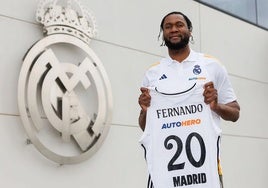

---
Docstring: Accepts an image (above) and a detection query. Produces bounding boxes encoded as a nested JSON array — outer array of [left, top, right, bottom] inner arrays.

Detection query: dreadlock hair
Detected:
[[158, 11, 193, 46]]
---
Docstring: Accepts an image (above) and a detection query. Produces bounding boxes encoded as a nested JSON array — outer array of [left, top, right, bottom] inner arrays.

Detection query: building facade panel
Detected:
[[199, 5, 268, 83], [221, 136, 268, 188]]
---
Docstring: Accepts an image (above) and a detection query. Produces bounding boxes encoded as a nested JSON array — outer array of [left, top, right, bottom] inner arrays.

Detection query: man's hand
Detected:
[[203, 81, 218, 111], [138, 87, 151, 112], [138, 87, 151, 131], [203, 81, 240, 122]]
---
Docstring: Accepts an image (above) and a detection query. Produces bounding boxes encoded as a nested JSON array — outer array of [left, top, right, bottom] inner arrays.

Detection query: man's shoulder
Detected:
[[146, 57, 169, 70], [199, 53, 222, 65], [148, 62, 161, 69], [192, 52, 226, 77]]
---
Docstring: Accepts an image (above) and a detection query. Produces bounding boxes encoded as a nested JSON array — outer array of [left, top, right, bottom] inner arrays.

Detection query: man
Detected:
[[138, 12, 240, 188]]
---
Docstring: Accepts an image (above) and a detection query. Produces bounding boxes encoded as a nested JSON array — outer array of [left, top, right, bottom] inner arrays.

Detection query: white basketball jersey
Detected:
[[140, 85, 222, 188]]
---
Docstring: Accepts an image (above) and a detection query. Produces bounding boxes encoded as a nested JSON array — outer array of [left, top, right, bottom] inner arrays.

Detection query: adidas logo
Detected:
[[159, 74, 167, 80]]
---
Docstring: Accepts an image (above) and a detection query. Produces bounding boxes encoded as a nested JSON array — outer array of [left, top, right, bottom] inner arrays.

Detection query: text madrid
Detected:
[[173, 173, 207, 187]]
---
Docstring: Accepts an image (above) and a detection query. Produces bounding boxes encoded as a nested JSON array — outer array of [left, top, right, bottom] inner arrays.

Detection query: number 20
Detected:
[[164, 132, 206, 171]]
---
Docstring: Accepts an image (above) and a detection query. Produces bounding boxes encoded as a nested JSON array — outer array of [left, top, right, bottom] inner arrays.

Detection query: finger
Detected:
[[139, 92, 151, 105], [204, 91, 217, 100], [140, 104, 148, 111], [140, 87, 149, 93], [139, 98, 151, 111], [204, 81, 214, 89], [204, 93, 218, 104]]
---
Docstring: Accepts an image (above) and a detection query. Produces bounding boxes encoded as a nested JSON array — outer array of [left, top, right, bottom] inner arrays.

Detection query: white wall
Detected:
[[0, 0, 267, 187], [198, 5, 268, 187]]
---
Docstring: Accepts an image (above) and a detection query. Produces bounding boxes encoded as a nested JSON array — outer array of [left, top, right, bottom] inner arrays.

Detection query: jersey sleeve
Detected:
[[214, 63, 237, 104], [141, 62, 161, 88], [203, 55, 237, 105]]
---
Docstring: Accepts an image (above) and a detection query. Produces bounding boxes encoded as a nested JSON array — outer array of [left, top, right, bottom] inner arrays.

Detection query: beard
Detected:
[[164, 35, 190, 50]]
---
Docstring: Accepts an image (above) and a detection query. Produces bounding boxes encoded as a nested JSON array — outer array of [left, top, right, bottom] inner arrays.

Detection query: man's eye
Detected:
[[177, 23, 184, 27], [165, 25, 171, 29]]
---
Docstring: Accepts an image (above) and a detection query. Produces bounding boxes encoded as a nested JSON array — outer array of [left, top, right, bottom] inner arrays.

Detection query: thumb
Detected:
[[140, 87, 149, 93]]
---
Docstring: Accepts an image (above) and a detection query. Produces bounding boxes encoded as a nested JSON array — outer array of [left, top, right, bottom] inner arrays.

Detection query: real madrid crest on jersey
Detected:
[[18, 0, 113, 164], [193, 65, 202, 75]]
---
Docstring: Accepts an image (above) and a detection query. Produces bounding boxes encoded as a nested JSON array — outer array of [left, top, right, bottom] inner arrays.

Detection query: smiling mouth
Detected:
[[171, 37, 179, 40], [170, 35, 182, 41]]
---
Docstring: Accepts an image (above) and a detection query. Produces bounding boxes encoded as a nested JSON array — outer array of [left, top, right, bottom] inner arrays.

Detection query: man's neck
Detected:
[[168, 46, 191, 63]]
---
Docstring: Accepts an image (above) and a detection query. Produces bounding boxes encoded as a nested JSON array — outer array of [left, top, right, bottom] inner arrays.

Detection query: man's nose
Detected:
[[171, 25, 179, 32]]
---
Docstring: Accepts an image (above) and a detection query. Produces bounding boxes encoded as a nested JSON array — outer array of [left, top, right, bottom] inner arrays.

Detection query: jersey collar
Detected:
[[162, 49, 198, 66]]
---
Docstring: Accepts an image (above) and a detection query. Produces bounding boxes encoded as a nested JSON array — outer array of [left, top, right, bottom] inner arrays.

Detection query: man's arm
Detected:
[[212, 101, 240, 122], [138, 87, 151, 131], [139, 110, 147, 131], [203, 82, 240, 122]]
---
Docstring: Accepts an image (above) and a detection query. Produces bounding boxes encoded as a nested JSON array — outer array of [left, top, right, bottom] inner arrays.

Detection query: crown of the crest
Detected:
[[36, 0, 97, 44]]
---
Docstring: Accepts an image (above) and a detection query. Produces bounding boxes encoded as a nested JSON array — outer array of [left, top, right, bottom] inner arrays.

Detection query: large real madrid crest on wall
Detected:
[[18, 0, 113, 164]]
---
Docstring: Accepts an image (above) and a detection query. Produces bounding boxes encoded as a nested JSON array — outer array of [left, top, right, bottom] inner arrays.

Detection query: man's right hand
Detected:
[[138, 87, 151, 130], [138, 87, 151, 112]]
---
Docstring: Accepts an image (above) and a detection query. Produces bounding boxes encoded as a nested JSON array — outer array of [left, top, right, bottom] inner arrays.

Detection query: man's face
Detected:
[[162, 14, 191, 50]]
